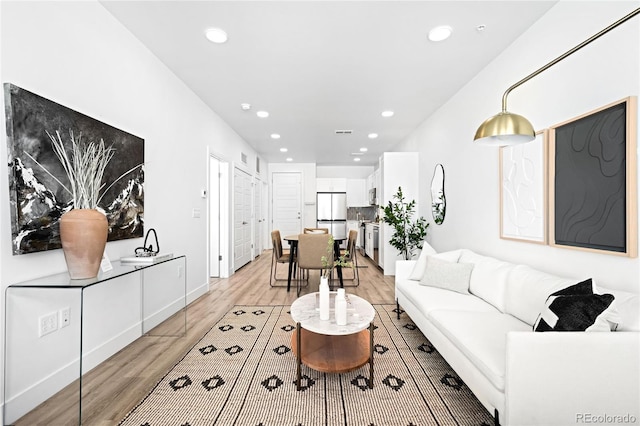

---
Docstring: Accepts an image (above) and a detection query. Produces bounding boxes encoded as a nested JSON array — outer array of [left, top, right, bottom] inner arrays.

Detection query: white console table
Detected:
[[3, 255, 187, 425]]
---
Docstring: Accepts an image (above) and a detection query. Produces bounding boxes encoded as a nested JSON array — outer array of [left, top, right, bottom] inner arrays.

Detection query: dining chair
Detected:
[[339, 229, 360, 287], [296, 233, 333, 296], [303, 227, 329, 234], [269, 230, 289, 286]]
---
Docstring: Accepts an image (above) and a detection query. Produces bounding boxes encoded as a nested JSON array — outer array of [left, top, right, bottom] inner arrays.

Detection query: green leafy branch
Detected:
[[382, 186, 429, 260]]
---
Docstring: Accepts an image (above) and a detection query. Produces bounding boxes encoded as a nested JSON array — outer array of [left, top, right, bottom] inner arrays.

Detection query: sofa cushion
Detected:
[[598, 286, 640, 331], [409, 249, 462, 281], [429, 310, 530, 391], [459, 249, 514, 312], [396, 279, 499, 319], [419, 257, 473, 294], [504, 264, 578, 326], [533, 279, 618, 332]]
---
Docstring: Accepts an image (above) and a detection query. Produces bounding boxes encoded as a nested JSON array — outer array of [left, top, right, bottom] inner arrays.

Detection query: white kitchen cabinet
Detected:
[[346, 179, 367, 207], [365, 223, 374, 259], [316, 178, 347, 192]]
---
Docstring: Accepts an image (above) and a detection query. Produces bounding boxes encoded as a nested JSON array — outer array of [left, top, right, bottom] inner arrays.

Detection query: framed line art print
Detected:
[[549, 97, 637, 257], [499, 130, 547, 244]]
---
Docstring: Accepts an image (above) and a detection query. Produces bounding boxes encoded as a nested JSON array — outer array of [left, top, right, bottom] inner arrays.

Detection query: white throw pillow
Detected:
[[408, 242, 437, 280], [408, 246, 462, 281], [597, 285, 639, 331], [419, 256, 474, 294]]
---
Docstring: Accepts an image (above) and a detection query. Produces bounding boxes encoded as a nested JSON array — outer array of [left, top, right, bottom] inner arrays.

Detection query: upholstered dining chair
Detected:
[[296, 233, 333, 296], [339, 229, 360, 287], [270, 230, 293, 287], [303, 227, 329, 234]]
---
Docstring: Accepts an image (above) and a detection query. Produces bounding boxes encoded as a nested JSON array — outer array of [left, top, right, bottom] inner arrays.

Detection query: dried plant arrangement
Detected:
[[25, 129, 138, 210]]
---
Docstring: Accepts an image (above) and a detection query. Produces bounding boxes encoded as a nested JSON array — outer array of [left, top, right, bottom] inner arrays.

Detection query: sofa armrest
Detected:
[[505, 331, 640, 426], [395, 260, 417, 284]]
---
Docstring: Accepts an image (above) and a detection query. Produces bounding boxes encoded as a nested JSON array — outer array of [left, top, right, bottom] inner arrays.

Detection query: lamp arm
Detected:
[[501, 7, 640, 112]]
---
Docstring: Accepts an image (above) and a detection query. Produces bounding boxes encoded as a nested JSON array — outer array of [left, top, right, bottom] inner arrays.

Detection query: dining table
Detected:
[[283, 234, 346, 292]]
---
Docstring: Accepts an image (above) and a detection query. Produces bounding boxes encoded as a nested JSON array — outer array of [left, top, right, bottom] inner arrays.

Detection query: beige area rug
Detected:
[[119, 305, 494, 426]]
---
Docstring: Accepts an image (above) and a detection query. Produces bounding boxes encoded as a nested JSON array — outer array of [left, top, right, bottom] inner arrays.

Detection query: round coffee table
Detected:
[[290, 292, 376, 390]]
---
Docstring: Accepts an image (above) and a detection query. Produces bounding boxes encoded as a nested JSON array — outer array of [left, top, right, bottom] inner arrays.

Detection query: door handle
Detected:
[[242, 221, 248, 225]]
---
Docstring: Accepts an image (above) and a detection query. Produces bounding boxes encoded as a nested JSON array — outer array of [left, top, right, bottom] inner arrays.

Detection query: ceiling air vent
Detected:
[[334, 130, 353, 135], [241, 152, 248, 164]]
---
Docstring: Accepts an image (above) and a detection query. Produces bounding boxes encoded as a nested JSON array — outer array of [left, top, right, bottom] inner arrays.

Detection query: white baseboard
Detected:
[[187, 281, 209, 304], [3, 322, 140, 424], [3, 286, 207, 424]]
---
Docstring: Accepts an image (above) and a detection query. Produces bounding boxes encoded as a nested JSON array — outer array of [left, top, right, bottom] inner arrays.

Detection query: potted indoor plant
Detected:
[[382, 186, 429, 260], [31, 129, 115, 279]]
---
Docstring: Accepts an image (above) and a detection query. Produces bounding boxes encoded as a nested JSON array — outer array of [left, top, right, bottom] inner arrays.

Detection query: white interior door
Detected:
[[253, 177, 263, 258], [209, 157, 220, 277], [272, 172, 302, 245], [234, 167, 252, 271]]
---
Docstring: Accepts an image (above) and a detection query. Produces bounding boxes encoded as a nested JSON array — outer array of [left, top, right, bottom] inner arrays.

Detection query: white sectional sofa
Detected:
[[395, 248, 640, 426]]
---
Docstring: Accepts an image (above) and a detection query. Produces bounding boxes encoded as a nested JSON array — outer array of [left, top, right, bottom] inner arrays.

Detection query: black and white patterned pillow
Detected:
[[533, 279, 618, 332]]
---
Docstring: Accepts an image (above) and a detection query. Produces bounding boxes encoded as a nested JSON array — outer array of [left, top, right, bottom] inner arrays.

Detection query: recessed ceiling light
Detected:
[[428, 25, 453, 42], [354, 158, 361, 162], [256, 111, 269, 118], [368, 133, 378, 139], [280, 147, 288, 152], [240, 103, 251, 111], [381, 110, 394, 118], [286, 157, 293, 162], [270, 133, 281, 139], [360, 147, 368, 152], [205, 28, 228, 44]]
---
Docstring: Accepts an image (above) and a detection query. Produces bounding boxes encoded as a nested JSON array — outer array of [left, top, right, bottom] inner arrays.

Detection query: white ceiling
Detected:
[[101, 1, 557, 166]]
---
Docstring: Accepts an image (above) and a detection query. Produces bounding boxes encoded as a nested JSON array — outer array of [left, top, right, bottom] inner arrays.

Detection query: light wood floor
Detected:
[[14, 250, 395, 425]]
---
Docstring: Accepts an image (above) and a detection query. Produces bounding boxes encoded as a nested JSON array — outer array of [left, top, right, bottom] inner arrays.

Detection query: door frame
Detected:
[[232, 165, 253, 271], [207, 151, 231, 278]]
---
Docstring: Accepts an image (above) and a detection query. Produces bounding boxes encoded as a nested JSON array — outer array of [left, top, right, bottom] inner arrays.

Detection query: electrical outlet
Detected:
[[39, 312, 58, 337], [60, 307, 70, 328]]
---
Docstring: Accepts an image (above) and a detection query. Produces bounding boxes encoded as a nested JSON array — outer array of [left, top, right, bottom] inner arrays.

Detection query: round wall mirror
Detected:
[[431, 164, 446, 225]]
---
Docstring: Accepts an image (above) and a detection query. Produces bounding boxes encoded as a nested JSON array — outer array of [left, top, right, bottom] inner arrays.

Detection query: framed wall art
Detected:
[[4, 83, 145, 255], [500, 130, 547, 243], [549, 97, 637, 257]]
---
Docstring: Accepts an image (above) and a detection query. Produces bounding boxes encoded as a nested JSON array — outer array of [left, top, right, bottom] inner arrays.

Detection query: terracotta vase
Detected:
[[59, 209, 108, 279]]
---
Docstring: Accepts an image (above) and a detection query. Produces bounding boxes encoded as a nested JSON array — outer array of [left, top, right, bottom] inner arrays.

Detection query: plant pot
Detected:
[[59, 209, 108, 279]]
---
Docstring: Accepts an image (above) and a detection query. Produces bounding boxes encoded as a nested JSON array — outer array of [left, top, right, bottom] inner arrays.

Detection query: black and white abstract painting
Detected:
[[4, 83, 144, 255], [551, 98, 635, 255]]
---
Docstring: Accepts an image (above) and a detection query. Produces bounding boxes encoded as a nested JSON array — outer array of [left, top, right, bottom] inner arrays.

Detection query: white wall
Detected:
[[394, 1, 640, 292], [0, 1, 263, 421]]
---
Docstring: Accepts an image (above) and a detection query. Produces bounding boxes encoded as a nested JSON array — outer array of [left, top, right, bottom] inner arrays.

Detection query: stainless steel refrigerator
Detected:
[[317, 192, 347, 243]]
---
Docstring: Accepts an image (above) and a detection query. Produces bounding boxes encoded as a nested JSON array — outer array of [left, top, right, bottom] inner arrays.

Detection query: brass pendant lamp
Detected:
[[474, 7, 640, 146]]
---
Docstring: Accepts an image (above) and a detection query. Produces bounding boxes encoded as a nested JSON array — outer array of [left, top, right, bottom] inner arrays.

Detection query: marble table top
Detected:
[[290, 292, 375, 335]]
